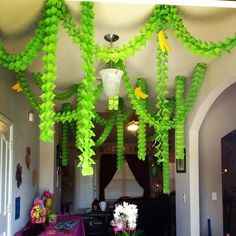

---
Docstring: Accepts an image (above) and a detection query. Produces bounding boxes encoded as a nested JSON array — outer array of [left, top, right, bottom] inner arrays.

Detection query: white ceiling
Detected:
[[1, 1, 236, 111]]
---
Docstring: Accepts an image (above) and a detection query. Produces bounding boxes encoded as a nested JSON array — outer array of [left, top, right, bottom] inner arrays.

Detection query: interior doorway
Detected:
[[0, 114, 13, 236], [221, 130, 236, 235]]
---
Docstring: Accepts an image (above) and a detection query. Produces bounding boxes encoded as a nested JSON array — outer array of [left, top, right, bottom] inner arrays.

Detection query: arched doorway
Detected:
[[198, 83, 236, 235], [175, 48, 236, 236]]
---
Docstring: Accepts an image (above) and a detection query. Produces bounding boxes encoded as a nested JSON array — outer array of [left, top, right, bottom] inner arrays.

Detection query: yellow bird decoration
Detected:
[[135, 87, 149, 99], [12, 82, 23, 92], [158, 30, 171, 53]]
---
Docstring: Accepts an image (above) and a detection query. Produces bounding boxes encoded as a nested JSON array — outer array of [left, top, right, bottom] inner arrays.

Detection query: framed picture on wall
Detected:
[[176, 148, 186, 173]]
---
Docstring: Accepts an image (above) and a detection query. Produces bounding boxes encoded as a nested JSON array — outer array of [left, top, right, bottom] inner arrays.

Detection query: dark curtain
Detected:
[[125, 155, 150, 197], [99, 154, 117, 200]]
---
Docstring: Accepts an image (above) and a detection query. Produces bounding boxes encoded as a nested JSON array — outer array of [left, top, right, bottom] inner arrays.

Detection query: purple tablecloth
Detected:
[[15, 215, 85, 236]]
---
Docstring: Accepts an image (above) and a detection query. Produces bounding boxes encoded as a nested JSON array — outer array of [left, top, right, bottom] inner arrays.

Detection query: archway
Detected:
[[199, 83, 236, 235], [176, 50, 236, 236]]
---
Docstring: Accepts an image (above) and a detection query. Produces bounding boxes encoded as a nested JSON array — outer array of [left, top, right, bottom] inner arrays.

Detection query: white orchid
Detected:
[[112, 202, 138, 230]]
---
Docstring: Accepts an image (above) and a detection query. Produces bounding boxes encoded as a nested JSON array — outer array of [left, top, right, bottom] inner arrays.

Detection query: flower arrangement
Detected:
[[111, 202, 138, 235]]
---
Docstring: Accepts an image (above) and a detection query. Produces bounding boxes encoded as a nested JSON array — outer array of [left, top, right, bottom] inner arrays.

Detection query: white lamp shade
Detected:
[[127, 120, 139, 132], [99, 68, 123, 97]]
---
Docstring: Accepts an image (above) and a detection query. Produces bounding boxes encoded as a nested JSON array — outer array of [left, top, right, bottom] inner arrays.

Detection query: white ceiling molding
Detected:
[[66, 0, 236, 8]]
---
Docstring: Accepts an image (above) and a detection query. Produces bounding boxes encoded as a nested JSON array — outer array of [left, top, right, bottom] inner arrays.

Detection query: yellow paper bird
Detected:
[[135, 87, 149, 99], [158, 31, 171, 53], [12, 82, 23, 92]]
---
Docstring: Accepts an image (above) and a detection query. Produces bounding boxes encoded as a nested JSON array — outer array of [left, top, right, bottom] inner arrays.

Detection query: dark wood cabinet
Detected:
[[80, 212, 113, 236]]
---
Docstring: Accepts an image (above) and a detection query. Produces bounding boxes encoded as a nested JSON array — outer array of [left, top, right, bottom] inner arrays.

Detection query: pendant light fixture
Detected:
[[99, 34, 123, 99], [127, 120, 139, 132], [127, 113, 139, 133]]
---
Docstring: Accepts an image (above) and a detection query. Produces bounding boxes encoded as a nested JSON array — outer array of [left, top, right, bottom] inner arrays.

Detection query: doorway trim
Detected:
[[0, 113, 13, 236], [186, 76, 236, 236]]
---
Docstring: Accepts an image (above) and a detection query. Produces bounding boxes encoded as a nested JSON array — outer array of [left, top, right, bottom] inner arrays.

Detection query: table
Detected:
[[15, 215, 85, 236]]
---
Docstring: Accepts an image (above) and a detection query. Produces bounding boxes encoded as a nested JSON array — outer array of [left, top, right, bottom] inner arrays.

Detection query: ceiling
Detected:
[[1, 1, 236, 112]]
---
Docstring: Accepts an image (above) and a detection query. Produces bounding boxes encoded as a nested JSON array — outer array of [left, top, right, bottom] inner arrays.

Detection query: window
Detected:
[[105, 161, 143, 200]]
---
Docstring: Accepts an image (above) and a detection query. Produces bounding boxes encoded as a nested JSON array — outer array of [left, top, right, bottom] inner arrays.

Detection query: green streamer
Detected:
[[175, 76, 185, 160], [117, 98, 124, 170], [174, 63, 206, 160], [169, 6, 236, 57], [136, 78, 148, 160], [39, 0, 60, 142], [61, 103, 71, 166], [122, 70, 156, 127], [184, 63, 207, 117], [33, 69, 79, 101], [16, 71, 41, 112], [162, 132, 170, 194], [0, 16, 45, 72], [156, 34, 171, 194], [76, 2, 96, 176], [70, 121, 76, 137], [95, 112, 116, 147], [0, 0, 216, 182]]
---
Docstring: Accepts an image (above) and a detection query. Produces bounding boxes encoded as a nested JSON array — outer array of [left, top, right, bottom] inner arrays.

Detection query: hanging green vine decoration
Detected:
[[156, 32, 171, 194], [54, 82, 102, 124], [0, 0, 230, 187], [95, 112, 116, 147], [122, 70, 156, 127], [94, 81, 103, 99], [136, 78, 148, 160], [33, 72, 80, 101], [117, 98, 124, 170], [95, 6, 164, 63], [69, 122, 76, 137], [169, 7, 236, 57], [175, 76, 185, 160], [60, 0, 82, 45], [39, 0, 61, 142], [61, 103, 71, 166], [183, 63, 207, 117], [0, 18, 45, 72], [175, 63, 206, 159], [75, 2, 96, 176], [16, 71, 41, 112]]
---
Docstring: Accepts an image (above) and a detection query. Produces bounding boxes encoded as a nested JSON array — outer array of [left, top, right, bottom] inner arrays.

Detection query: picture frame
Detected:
[[176, 148, 186, 173]]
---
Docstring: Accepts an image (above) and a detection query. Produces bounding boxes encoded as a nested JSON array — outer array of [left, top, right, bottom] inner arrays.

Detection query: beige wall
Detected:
[[0, 66, 40, 234]]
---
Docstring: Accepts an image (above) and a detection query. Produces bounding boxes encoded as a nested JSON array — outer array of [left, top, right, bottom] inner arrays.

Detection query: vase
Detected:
[[99, 201, 107, 212]]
